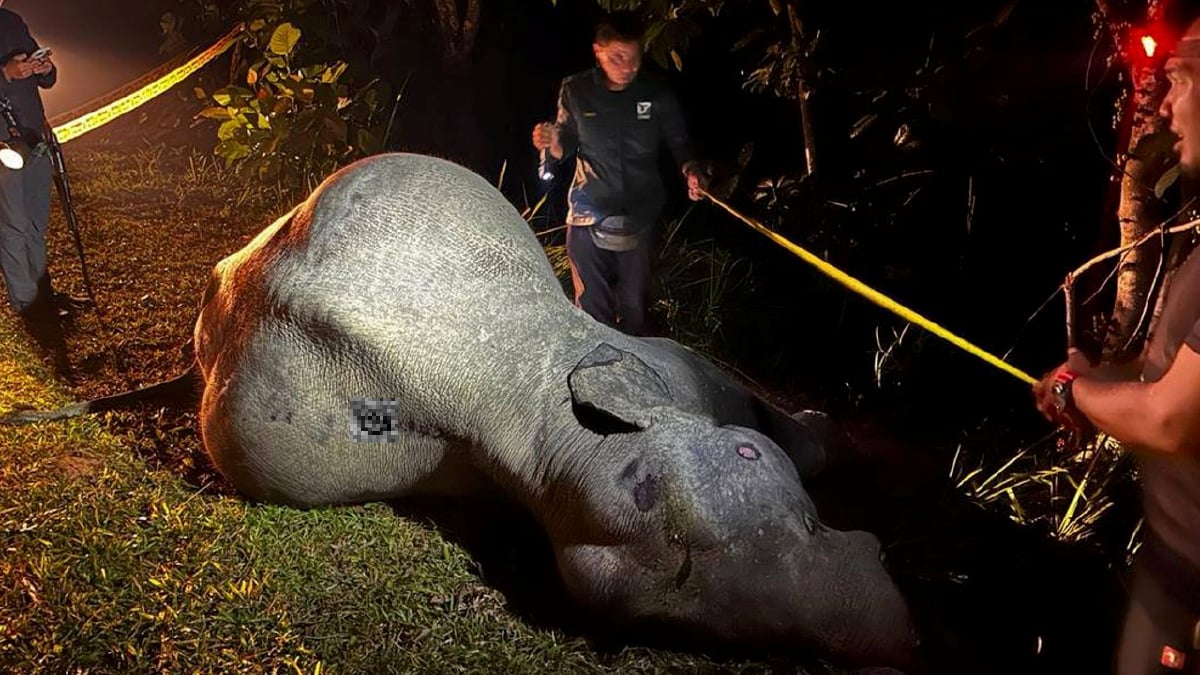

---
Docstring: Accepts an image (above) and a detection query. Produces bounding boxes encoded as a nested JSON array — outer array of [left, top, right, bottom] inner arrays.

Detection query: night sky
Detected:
[[6, 0, 165, 117]]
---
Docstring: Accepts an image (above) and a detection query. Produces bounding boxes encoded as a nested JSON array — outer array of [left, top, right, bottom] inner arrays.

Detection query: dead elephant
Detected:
[[3, 152, 921, 670]]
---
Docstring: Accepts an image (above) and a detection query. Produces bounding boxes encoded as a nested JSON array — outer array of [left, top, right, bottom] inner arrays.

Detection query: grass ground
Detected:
[[0, 89, 1134, 674]]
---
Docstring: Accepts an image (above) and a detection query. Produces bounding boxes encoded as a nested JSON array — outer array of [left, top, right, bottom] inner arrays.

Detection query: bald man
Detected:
[[1033, 17, 1200, 675]]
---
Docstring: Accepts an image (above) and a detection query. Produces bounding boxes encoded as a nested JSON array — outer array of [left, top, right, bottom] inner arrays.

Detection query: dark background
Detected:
[[8, 0, 1175, 459]]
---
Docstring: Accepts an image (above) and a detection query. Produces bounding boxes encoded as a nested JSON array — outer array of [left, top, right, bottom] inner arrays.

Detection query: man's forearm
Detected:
[[1073, 377, 1179, 454]]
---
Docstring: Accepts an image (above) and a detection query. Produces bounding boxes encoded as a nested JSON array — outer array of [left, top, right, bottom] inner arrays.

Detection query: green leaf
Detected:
[[196, 106, 233, 121], [269, 23, 302, 56], [643, 21, 666, 48], [1155, 163, 1181, 199], [322, 61, 349, 83], [214, 139, 251, 166], [212, 86, 254, 107], [355, 128, 381, 155], [732, 27, 766, 52], [217, 119, 243, 141]]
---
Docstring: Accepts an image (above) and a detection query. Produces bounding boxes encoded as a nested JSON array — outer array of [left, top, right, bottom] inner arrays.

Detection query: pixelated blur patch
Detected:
[[350, 398, 399, 442]]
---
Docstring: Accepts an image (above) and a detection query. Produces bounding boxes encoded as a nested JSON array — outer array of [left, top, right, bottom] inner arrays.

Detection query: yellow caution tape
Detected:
[[50, 23, 245, 144], [701, 189, 1038, 385]]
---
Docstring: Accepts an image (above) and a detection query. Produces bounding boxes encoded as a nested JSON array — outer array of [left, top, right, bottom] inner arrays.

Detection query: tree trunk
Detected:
[[430, 0, 481, 66], [1102, 4, 1171, 363]]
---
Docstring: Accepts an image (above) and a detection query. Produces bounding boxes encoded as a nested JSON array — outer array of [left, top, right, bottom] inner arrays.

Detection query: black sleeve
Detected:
[[657, 86, 698, 172], [554, 78, 578, 163]]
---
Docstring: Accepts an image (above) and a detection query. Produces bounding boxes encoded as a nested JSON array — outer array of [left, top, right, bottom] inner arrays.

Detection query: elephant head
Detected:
[[540, 342, 922, 670]]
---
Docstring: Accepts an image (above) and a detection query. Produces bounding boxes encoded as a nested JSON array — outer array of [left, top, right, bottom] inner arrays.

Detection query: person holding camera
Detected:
[[532, 10, 708, 336], [0, 1, 58, 319]]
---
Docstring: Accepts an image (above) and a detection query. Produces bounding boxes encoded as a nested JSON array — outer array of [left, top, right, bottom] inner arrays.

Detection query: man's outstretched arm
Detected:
[[1070, 344, 1200, 455]]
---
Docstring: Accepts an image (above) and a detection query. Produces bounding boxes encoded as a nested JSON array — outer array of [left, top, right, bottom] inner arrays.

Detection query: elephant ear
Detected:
[[568, 343, 673, 431]]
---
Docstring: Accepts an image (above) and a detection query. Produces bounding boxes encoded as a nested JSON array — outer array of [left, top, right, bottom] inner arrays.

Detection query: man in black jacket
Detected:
[[0, 1, 58, 318], [532, 10, 707, 336]]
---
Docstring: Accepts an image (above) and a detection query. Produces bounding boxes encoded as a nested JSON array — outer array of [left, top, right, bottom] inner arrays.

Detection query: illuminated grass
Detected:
[[947, 425, 1142, 565]]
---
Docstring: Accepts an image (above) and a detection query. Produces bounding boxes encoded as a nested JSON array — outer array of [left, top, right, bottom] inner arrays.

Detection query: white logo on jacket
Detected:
[[636, 101, 652, 120]]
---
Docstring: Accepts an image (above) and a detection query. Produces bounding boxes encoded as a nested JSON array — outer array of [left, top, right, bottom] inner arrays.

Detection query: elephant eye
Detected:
[[736, 445, 760, 461]]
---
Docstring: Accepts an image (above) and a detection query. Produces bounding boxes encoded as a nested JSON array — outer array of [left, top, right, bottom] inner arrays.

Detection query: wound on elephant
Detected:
[[633, 473, 661, 512], [569, 343, 673, 433]]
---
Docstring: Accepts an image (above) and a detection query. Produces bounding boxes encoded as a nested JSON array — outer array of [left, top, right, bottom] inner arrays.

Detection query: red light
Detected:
[[1126, 23, 1173, 65], [1142, 35, 1158, 58]]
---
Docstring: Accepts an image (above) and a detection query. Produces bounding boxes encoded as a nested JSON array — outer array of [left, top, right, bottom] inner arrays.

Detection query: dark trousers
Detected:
[[566, 224, 654, 336], [0, 152, 53, 313], [1116, 547, 1200, 674]]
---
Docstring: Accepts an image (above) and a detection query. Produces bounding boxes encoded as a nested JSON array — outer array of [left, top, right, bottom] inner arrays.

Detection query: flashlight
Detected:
[[0, 142, 22, 170], [538, 147, 554, 181], [0, 96, 25, 170]]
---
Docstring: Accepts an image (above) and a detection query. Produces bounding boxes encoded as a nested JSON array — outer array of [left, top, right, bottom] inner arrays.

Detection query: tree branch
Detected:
[[1069, 218, 1200, 282]]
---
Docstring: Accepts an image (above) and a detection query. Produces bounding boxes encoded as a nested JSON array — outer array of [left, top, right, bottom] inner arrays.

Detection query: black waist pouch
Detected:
[[589, 215, 643, 252]]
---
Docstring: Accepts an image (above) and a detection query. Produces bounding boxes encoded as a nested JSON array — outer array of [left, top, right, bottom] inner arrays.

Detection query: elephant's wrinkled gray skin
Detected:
[[54, 152, 922, 668]]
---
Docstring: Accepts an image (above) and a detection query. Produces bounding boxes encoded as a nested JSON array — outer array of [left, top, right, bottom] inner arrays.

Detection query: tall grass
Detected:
[[949, 428, 1142, 564]]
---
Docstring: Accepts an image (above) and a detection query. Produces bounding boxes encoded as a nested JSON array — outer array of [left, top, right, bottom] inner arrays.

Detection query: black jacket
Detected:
[[552, 67, 697, 230], [0, 8, 55, 146]]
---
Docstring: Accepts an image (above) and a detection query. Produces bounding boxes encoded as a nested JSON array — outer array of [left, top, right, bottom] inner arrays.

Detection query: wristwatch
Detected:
[[1051, 370, 1078, 414]]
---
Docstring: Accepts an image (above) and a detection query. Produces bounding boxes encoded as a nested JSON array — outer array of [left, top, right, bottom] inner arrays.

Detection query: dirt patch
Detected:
[[51, 454, 104, 481]]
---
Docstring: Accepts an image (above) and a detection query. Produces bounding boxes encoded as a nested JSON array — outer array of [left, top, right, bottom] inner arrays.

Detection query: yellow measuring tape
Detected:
[[701, 189, 1038, 385], [49, 24, 244, 144]]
